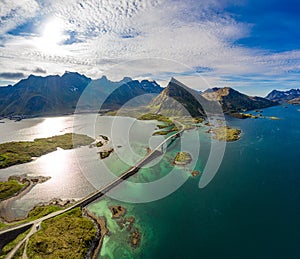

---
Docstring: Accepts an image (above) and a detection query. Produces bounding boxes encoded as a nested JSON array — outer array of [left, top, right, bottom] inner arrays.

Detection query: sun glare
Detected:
[[34, 18, 64, 53]]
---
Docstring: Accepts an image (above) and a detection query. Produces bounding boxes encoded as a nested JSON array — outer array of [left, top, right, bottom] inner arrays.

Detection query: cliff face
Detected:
[[202, 87, 278, 113], [149, 78, 209, 117]]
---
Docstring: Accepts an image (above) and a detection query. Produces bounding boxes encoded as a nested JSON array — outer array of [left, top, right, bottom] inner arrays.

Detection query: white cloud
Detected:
[[0, 0, 299, 95], [0, 0, 39, 34]]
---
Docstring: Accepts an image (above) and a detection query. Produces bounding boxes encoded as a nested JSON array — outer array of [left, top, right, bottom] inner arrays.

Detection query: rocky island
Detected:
[[174, 152, 192, 165], [108, 204, 142, 249], [209, 126, 241, 142], [99, 147, 114, 159], [109, 205, 126, 219]]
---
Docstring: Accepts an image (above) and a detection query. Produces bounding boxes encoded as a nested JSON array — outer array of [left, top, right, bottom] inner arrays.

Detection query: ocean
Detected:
[[0, 105, 299, 258], [89, 105, 300, 258]]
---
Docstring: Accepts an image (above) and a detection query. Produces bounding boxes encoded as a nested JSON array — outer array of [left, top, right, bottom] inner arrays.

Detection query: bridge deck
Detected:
[[0, 128, 184, 244]]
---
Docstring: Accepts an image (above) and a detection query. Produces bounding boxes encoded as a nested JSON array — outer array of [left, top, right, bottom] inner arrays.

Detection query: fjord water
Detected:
[[0, 106, 299, 258], [89, 105, 300, 258], [0, 114, 158, 220]]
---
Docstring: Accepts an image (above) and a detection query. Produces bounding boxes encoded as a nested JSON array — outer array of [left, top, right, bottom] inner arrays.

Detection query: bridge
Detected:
[[1, 126, 184, 257]]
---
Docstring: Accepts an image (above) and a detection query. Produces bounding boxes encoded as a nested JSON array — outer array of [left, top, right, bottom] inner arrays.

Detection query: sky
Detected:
[[0, 0, 299, 96]]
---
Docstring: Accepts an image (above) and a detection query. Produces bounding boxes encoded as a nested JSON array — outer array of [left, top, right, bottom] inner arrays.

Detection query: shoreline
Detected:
[[0, 175, 50, 223], [83, 208, 109, 259]]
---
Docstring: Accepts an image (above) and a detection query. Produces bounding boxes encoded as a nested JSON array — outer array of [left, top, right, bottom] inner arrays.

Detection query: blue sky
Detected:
[[0, 0, 299, 96], [226, 0, 300, 51]]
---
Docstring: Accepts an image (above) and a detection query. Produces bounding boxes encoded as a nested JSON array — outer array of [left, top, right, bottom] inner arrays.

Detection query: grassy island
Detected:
[[138, 113, 173, 125], [138, 113, 180, 135], [27, 208, 97, 258], [0, 133, 94, 169], [0, 179, 27, 201], [210, 126, 241, 142], [174, 152, 192, 165]]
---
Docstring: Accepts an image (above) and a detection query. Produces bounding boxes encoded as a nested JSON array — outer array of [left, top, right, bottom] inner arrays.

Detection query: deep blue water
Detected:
[[89, 105, 300, 258]]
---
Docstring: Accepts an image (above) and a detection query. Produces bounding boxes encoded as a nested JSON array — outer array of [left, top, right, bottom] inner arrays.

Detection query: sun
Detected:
[[34, 18, 64, 53]]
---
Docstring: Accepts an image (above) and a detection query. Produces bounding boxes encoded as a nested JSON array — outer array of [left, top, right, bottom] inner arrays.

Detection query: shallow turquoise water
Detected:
[[89, 105, 300, 258]]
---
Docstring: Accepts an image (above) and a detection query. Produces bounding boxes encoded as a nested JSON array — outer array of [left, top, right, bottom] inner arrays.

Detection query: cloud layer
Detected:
[[0, 0, 299, 95]]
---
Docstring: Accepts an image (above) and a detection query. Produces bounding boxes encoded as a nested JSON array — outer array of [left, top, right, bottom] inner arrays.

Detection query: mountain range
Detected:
[[0, 72, 281, 118], [265, 89, 300, 104], [0, 72, 163, 116], [202, 87, 277, 113]]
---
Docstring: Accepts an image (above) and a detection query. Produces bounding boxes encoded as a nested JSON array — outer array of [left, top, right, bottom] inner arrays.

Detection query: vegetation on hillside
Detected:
[[27, 205, 62, 221], [138, 113, 180, 135], [27, 208, 97, 258], [138, 113, 173, 125], [0, 180, 27, 200], [0, 133, 94, 169]]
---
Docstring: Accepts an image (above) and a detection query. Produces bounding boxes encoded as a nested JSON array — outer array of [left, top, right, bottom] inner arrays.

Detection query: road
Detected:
[[1, 126, 184, 258]]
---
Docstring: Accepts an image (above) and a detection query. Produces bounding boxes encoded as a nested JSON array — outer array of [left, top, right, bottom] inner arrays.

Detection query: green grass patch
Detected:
[[138, 113, 173, 126], [11, 241, 25, 258], [153, 124, 179, 136], [0, 221, 6, 228], [0, 133, 94, 169], [0, 179, 27, 200], [0, 205, 63, 231], [27, 207, 97, 259], [27, 205, 62, 221]]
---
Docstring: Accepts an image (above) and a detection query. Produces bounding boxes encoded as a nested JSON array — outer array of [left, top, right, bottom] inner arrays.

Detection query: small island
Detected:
[[209, 126, 241, 142], [108, 204, 142, 249], [99, 147, 114, 159], [0, 133, 94, 169], [129, 228, 141, 249], [231, 113, 259, 119], [191, 171, 200, 177], [109, 205, 126, 219], [174, 152, 192, 165], [90, 135, 109, 148]]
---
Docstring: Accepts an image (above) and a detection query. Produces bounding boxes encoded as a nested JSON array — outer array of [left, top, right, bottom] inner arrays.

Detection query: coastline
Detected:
[[83, 208, 109, 259], [0, 175, 50, 223]]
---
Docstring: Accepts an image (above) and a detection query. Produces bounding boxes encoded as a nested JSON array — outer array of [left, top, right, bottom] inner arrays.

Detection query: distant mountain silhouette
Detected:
[[101, 79, 162, 109], [0, 72, 163, 116], [202, 87, 278, 113], [0, 72, 280, 118], [266, 89, 300, 103]]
